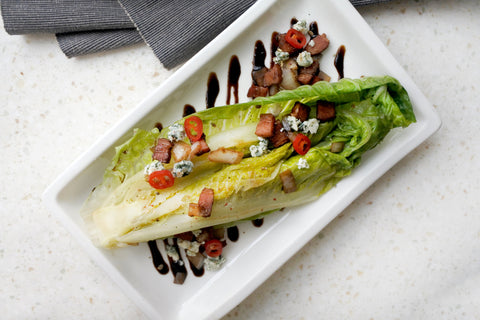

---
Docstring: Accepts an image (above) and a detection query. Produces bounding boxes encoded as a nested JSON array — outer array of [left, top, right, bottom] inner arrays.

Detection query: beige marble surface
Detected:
[[1, 0, 479, 319]]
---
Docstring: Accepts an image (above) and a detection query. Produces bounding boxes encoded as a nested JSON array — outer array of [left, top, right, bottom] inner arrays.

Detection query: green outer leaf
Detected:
[[107, 128, 160, 182]]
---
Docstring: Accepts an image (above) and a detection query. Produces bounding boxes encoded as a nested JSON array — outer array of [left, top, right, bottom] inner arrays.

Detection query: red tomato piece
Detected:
[[148, 170, 175, 189], [184, 116, 204, 142], [285, 28, 306, 49], [204, 239, 223, 258], [293, 133, 311, 155]]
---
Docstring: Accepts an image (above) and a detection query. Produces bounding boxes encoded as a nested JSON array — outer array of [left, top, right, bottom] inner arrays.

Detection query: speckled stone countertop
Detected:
[[1, 0, 479, 319]]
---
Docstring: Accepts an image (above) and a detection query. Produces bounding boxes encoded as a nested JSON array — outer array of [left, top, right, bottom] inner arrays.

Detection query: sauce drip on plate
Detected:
[[148, 240, 169, 275], [334, 45, 346, 80], [206, 72, 219, 109], [183, 104, 196, 117], [227, 226, 239, 242], [227, 55, 241, 105]]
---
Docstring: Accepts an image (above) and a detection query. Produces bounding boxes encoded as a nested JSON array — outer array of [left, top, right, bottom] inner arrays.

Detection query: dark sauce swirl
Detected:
[[183, 104, 196, 117], [227, 55, 241, 105], [206, 72, 219, 109], [252, 218, 264, 227], [334, 45, 346, 80], [309, 21, 319, 36], [252, 40, 267, 71], [148, 240, 169, 274], [227, 226, 240, 242]]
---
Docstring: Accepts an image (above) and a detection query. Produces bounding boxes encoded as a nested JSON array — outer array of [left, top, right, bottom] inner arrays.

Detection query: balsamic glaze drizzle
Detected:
[[309, 21, 319, 36], [252, 218, 264, 228], [252, 40, 267, 71], [183, 104, 196, 117], [148, 240, 169, 274], [227, 55, 241, 105], [154, 122, 163, 132], [334, 45, 346, 80], [270, 32, 279, 68], [188, 259, 205, 277], [227, 226, 239, 242], [206, 72, 219, 109]]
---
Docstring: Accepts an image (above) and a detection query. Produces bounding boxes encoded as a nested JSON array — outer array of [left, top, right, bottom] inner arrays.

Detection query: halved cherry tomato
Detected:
[[204, 239, 223, 258], [285, 28, 306, 49], [184, 116, 204, 142], [293, 133, 311, 155], [148, 170, 174, 189]]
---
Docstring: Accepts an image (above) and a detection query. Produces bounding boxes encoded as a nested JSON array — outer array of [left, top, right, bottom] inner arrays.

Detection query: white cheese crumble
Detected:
[[192, 229, 202, 237], [296, 51, 313, 67], [167, 123, 185, 142], [309, 39, 315, 47], [292, 19, 308, 35], [297, 158, 310, 169], [249, 145, 263, 157], [166, 244, 183, 265], [143, 160, 165, 176], [300, 118, 320, 134], [172, 160, 194, 178], [286, 116, 302, 131], [204, 255, 226, 271], [273, 49, 289, 64], [250, 137, 269, 157], [177, 239, 202, 256]]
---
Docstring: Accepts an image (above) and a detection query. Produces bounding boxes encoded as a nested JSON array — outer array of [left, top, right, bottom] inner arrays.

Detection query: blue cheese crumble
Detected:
[[300, 118, 320, 134], [192, 229, 202, 237], [143, 160, 164, 176], [273, 49, 289, 64], [250, 137, 269, 157], [177, 239, 202, 257], [297, 158, 310, 169], [204, 255, 226, 271], [286, 116, 302, 131], [167, 123, 185, 142], [172, 160, 194, 178], [165, 244, 183, 265], [296, 51, 313, 67], [292, 19, 309, 35]]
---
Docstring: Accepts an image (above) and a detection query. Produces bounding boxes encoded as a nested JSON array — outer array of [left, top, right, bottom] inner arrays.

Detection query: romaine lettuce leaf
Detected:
[[81, 76, 415, 248]]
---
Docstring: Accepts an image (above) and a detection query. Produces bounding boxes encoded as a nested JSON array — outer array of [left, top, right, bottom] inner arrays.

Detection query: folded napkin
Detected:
[[1, 0, 390, 69]]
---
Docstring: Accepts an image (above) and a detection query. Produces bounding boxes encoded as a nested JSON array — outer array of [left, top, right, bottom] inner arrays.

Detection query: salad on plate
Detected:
[[79, 18, 416, 282]]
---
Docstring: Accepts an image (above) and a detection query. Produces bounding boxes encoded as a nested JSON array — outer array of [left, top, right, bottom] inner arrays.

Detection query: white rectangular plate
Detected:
[[43, 0, 441, 319]]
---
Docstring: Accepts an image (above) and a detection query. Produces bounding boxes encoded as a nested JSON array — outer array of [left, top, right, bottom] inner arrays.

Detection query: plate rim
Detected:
[[42, 0, 441, 319]]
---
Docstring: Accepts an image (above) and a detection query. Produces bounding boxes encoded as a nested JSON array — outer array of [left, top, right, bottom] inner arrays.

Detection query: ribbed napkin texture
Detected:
[[117, 0, 257, 69], [1, 0, 390, 69]]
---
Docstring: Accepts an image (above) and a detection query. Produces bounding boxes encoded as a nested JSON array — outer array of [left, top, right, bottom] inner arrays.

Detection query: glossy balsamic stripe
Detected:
[[270, 31, 279, 68], [148, 240, 169, 274], [154, 122, 163, 131], [227, 55, 241, 105], [252, 40, 266, 71], [252, 218, 264, 227], [334, 45, 346, 80], [227, 226, 239, 242], [188, 260, 205, 277], [206, 72, 219, 109], [183, 104, 196, 117], [309, 21, 319, 36]]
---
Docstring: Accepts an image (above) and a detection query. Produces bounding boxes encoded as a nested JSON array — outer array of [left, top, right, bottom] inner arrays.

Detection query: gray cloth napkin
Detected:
[[1, 0, 390, 69]]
